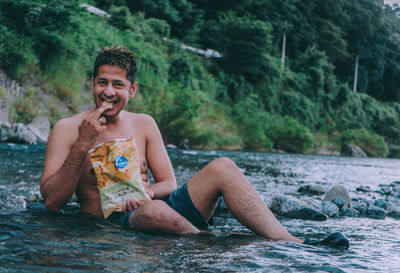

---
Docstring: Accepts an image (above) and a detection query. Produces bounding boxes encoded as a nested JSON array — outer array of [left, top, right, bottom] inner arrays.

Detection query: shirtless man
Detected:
[[40, 46, 349, 248]]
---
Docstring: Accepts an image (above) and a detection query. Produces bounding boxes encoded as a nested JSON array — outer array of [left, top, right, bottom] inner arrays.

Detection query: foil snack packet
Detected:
[[89, 137, 151, 218]]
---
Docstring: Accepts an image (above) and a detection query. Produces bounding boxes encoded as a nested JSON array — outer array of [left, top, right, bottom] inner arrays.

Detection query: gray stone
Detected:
[[0, 119, 50, 144], [341, 208, 361, 217], [388, 210, 400, 220], [341, 144, 367, 157], [285, 207, 328, 221], [179, 139, 189, 149], [331, 196, 345, 210], [0, 188, 26, 210], [365, 205, 386, 219], [352, 200, 369, 215], [216, 197, 227, 212], [269, 195, 300, 215], [373, 199, 388, 210], [356, 185, 371, 193], [11, 123, 38, 144], [0, 99, 8, 122], [321, 201, 340, 217], [298, 184, 327, 195], [166, 144, 177, 149], [323, 185, 351, 209], [0, 70, 24, 101], [27, 116, 50, 143]]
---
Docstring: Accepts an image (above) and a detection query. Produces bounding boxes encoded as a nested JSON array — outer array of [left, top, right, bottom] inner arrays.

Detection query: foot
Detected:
[[303, 232, 350, 249]]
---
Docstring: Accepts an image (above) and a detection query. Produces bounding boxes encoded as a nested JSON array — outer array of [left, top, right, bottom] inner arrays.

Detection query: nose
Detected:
[[103, 83, 116, 96]]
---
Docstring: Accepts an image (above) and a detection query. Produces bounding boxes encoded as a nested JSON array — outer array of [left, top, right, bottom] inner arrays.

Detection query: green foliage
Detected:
[[265, 116, 314, 154], [0, 0, 399, 155], [232, 94, 272, 150], [338, 128, 388, 158], [10, 89, 38, 124]]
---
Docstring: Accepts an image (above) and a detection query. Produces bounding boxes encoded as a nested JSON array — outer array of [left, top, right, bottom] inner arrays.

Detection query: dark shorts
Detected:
[[116, 183, 214, 230]]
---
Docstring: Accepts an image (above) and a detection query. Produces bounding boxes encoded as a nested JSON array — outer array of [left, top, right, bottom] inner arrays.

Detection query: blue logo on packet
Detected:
[[114, 155, 128, 169]]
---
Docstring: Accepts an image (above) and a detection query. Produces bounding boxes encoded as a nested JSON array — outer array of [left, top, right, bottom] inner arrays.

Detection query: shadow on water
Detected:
[[1, 144, 400, 272]]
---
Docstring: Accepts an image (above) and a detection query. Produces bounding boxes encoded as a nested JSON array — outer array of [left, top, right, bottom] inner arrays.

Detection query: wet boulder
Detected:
[[356, 186, 371, 193], [352, 200, 369, 215], [321, 201, 340, 217], [323, 185, 351, 209], [375, 185, 393, 196], [0, 187, 26, 210], [285, 207, 327, 221], [298, 184, 327, 195], [386, 203, 400, 220], [390, 181, 400, 192], [341, 208, 360, 217], [341, 144, 367, 157], [331, 196, 345, 211], [388, 209, 400, 220], [373, 199, 388, 210], [365, 205, 386, 219], [269, 195, 300, 215]]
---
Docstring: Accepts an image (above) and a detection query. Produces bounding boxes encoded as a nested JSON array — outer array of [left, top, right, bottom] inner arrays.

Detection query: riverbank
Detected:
[[0, 70, 396, 158]]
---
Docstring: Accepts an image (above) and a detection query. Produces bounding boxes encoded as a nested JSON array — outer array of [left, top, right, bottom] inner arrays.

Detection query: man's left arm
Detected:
[[142, 115, 177, 199]]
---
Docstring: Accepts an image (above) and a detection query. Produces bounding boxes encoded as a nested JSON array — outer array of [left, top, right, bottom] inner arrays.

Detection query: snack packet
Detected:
[[89, 137, 151, 218]]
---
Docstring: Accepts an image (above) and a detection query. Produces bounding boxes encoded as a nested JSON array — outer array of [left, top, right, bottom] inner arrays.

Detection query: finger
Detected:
[[127, 200, 134, 212], [91, 106, 107, 119], [122, 202, 127, 214], [98, 117, 106, 126]]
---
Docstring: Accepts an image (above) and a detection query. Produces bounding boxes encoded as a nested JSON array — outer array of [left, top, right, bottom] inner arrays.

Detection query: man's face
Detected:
[[92, 65, 137, 118]]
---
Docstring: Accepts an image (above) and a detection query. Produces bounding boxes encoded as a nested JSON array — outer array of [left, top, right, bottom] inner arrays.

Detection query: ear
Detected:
[[129, 82, 138, 99]]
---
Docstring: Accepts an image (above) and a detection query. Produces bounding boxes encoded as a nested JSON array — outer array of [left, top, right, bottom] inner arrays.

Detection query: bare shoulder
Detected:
[[125, 112, 158, 128], [49, 111, 90, 145]]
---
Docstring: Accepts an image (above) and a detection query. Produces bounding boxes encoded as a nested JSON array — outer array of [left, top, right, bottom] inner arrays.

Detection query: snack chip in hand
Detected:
[[89, 137, 151, 218], [102, 101, 113, 109]]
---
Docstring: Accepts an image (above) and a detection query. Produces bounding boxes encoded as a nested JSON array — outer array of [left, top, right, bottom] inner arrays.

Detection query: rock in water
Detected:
[[341, 208, 360, 217], [341, 144, 367, 157], [285, 207, 328, 221], [373, 199, 388, 210], [27, 116, 50, 144], [331, 196, 345, 211], [388, 210, 400, 220], [323, 185, 351, 209], [365, 205, 386, 219], [352, 200, 369, 215], [321, 201, 340, 217], [298, 184, 327, 195], [0, 188, 26, 210], [269, 195, 300, 215]]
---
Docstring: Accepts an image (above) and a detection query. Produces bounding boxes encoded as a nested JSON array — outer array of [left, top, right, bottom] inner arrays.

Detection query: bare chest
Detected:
[[78, 124, 149, 191]]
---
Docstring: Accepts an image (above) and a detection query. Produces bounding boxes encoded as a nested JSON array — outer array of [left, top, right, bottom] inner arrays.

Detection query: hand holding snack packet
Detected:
[[89, 137, 151, 218]]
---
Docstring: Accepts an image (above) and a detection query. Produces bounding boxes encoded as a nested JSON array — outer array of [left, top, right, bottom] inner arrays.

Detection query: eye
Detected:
[[114, 82, 124, 88], [98, 80, 107, 85]]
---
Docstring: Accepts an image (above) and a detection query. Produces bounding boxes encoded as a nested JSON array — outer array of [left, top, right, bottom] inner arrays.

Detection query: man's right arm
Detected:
[[40, 107, 107, 211]]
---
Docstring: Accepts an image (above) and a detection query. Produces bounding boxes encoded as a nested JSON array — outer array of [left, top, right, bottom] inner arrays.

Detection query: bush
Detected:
[[338, 128, 388, 157], [266, 115, 314, 153], [232, 94, 272, 150]]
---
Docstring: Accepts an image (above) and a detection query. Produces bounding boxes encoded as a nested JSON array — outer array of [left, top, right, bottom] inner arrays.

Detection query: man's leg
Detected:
[[187, 157, 302, 243], [128, 200, 200, 234]]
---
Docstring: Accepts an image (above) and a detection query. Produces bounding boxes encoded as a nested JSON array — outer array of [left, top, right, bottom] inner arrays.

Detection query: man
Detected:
[[40, 46, 349, 248]]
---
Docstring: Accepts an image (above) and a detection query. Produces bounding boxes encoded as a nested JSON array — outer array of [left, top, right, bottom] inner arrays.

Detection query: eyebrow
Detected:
[[96, 78, 125, 84]]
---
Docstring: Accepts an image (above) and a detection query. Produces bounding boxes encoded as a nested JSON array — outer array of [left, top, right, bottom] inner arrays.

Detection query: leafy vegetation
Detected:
[[0, 0, 400, 157]]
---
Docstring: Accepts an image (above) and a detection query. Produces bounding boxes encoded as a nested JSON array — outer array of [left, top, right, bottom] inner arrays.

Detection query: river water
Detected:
[[0, 143, 399, 272]]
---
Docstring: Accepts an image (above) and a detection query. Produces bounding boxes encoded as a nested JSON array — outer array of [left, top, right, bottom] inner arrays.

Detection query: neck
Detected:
[[104, 110, 124, 125]]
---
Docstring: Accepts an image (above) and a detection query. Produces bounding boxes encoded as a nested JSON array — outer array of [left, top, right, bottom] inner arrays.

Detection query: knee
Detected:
[[130, 200, 170, 226], [207, 157, 239, 175]]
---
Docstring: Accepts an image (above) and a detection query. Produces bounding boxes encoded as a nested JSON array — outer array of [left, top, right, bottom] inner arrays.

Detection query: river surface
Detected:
[[0, 143, 399, 272]]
